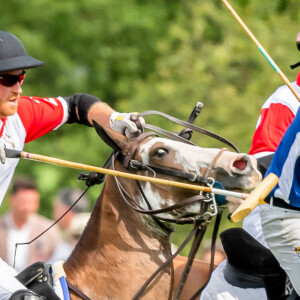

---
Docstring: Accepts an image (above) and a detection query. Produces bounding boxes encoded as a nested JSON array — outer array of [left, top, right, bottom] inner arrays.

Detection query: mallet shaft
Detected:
[[221, 0, 300, 103], [5, 148, 248, 199]]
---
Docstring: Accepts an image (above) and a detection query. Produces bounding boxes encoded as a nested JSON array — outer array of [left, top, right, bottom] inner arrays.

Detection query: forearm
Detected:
[[63, 93, 143, 138], [87, 102, 115, 128], [64, 93, 114, 127]]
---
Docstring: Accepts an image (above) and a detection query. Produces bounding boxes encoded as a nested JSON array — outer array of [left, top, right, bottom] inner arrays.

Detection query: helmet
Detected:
[[0, 31, 44, 72], [290, 32, 300, 70], [297, 32, 300, 52]]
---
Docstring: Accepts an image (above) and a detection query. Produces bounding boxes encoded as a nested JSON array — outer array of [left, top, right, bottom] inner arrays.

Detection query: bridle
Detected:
[[106, 132, 228, 300], [68, 107, 237, 300]]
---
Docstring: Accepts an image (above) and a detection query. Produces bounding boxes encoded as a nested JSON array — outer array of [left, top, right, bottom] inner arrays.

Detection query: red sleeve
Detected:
[[18, 96, 67, 143], [249, 103, 295, 155]]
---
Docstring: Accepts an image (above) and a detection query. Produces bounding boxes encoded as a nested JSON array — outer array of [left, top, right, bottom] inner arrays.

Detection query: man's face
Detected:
[[0, 69, 23, 118], [9, 189, 39, 224]]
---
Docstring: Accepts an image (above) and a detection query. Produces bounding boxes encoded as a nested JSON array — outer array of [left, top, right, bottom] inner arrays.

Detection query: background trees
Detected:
[[2, 0, 300, 253]]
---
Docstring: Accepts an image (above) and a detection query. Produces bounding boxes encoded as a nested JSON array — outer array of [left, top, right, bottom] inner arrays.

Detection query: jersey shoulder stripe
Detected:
[[18, 96, 68, 143]]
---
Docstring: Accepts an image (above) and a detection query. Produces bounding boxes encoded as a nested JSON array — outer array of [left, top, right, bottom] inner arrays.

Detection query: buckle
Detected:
[[189, 173, 197, 182], [130, 160, 144, 170]]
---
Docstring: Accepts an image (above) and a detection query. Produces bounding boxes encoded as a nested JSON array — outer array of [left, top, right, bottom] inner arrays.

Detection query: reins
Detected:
[[109, 130, 227, 299], [138, 110, 239, 153]]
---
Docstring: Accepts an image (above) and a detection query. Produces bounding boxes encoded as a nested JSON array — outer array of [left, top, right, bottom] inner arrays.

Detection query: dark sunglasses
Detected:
[[0, 71, 26, 87]]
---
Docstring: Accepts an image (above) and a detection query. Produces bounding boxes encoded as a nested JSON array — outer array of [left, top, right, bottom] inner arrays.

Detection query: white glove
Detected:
[[110, 112, 145, 138], [0, 138, 6, 164]]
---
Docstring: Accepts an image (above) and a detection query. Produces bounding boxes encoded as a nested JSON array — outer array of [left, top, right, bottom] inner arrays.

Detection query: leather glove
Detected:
[[0, 138, 6, 164], [110, 112, 145, 138]]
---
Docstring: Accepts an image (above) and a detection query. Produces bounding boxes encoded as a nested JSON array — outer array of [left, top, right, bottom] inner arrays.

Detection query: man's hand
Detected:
[[110, 112, 145, 138], [0, 139, 6, 164]]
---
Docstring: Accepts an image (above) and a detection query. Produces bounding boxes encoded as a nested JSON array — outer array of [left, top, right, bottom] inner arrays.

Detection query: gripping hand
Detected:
[[110, 112, 145, 138]]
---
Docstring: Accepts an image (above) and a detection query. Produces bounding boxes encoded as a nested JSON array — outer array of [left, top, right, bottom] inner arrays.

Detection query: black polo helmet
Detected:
[[0, 31, 44, 72]]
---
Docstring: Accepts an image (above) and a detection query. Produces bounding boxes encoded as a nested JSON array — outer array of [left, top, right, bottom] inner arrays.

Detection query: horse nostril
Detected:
[[233, 159, 247, 170]]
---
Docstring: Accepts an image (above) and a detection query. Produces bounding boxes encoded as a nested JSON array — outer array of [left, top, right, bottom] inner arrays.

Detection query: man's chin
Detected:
[[2, 107, 18, 117]]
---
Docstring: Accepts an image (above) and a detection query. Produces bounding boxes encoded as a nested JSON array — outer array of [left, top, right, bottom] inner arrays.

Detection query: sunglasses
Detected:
[[0, 71, 26, 87]]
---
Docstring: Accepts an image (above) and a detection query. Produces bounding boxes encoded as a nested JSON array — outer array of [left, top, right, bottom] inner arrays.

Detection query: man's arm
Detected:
[[64, 93, 144, 137]]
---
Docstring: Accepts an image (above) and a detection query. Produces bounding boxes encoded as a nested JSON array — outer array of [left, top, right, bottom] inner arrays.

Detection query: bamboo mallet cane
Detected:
[[221, 0, 300, 102], [5, 148, 249, 200], [221, 0, 300, 222]]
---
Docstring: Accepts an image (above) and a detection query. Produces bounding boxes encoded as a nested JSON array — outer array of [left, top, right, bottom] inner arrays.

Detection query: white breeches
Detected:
[[199, 260, 267, 300], [0, 258, 26, 300], [260, 204, 300, 296]]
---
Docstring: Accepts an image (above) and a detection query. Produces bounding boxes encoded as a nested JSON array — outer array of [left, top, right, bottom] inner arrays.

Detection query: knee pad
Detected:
[[9, 289, 45, 300]]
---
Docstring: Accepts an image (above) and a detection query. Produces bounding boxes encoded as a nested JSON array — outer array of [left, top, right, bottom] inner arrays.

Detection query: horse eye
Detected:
[[154, 148, 168, 157]]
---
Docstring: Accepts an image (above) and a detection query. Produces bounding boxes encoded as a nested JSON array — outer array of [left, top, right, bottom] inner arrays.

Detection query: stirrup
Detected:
[[9, 289, 45, 300]]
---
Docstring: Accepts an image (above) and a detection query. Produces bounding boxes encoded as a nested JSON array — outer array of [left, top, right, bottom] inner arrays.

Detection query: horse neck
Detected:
[[64, 172, 174, 299]]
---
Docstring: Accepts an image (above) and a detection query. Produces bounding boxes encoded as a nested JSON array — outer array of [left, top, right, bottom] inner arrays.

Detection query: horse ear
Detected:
[[92, 120, 129, 152]]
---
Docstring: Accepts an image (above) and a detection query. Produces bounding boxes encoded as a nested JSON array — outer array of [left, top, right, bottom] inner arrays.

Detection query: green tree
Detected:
[[1, 0, 300, 253]]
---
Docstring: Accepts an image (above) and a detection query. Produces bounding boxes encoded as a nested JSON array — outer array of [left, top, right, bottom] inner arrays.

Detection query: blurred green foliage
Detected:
[[1, 0, 300, 254]]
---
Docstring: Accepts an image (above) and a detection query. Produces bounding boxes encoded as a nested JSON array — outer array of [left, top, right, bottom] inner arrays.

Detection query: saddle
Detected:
[[220, 228, 299, 300], [15, 262, 60, 300]]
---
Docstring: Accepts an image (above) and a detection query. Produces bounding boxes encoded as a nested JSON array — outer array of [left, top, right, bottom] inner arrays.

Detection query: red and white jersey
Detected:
[[249, 72, 300, 158], [0, 96, 69, 204], [244, 72, 300, 247]]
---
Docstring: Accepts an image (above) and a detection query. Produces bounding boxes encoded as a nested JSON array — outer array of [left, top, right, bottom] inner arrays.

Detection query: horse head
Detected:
[[93, 121, 261, 220]]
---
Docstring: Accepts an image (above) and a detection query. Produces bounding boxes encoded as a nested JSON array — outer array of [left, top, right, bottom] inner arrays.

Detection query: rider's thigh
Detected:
[[242, 206, 268, 248], [0, 258, 26, 300], [200, 260, 267, 300], [260, 205, 300, 296]]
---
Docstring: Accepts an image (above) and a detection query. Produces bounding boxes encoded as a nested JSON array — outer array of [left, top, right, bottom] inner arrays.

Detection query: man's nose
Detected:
[[12, 81, 22, 94]]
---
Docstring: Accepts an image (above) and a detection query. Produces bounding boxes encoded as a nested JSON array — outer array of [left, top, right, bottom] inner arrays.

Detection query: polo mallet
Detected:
[[221, 0, 300, 222], [221, 0, 300, 102], [5, 148, 249, 200]]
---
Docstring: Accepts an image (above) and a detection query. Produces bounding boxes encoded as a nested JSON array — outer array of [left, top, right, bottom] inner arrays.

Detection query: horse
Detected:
[[59, 124, 261, 300]]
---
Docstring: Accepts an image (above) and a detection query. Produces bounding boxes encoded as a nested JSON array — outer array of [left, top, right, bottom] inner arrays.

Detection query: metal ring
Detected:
[[206, 177, 215, 187]]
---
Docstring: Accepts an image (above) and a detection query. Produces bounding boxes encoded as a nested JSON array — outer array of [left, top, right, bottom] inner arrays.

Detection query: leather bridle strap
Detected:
[[203, 147, 229, 178], [129, 160, 212, 185], [144, 123, 195, 145], [67, 281, 91, 300], [189, 210, 223, 300], [139, 110, 239, 152], [132, 221, 206, 300], [173, 223, 208, 300], [122, 132, 157, 168]]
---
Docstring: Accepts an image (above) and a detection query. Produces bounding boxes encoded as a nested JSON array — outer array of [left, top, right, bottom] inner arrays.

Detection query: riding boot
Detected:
[[286, 290, 300, 300], [263, 272, 287, 299], [9, 289, 45, 300], [264, 273, 300, 300]]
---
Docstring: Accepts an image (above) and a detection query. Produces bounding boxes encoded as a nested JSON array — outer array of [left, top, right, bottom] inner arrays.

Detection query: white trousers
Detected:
[[199, 260, 267, 300], [0, 258, 26, 300], [260, 204, 300, 296]]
